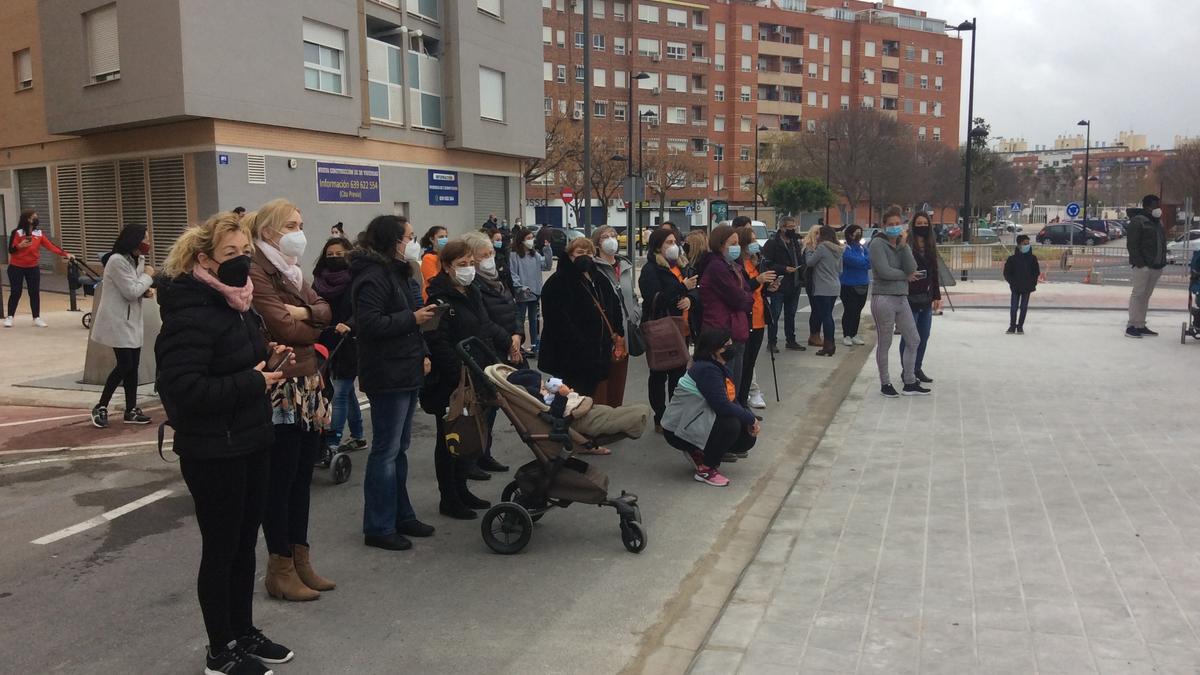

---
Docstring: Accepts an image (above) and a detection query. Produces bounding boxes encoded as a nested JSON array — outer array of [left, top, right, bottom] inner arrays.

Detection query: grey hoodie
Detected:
[[868, 235, 917, 296], [804, 241, 845, 297]]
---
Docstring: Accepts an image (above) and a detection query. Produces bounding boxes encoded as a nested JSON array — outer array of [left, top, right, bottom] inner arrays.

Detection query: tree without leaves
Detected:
[[643, 148, 705, 218], [766, 177, 834, 217], [1159, 141, 1200, 209]]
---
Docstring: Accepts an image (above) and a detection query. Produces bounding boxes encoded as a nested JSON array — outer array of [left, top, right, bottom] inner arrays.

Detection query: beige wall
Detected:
[[0, 0, 69, 151]]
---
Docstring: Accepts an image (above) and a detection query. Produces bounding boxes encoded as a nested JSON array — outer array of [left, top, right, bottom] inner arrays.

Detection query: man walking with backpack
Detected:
[[1125, 194, 1168, 338]]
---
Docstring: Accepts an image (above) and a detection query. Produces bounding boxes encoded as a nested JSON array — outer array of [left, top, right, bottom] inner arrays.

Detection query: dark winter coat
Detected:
[[313, 267, 358, 381], [1126, 207, 1167, 269], [696, 251, 754, 342], [1003, 250, 1041, 294], [761, 229, 805, 295], [475, 274, 520, 336], [907, 242, 942, 303], [638, 256, 691, 321], [154, 274, 274, 461], [349, 250, 428, 395], [421, 272, 513, 414], [248, 248, 332, 379], [538, 254, 624, 394]]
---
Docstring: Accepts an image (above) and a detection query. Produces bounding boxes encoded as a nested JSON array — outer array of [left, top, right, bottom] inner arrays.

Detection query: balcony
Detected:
[[692, 87, 707, 95], [880, 82, 898, 97], [758, 99, 804, 116], [692, 55, 710, 64], [758, 70, 804, 88], [881, 55, 899, 70], [759, 41, 804, 58]]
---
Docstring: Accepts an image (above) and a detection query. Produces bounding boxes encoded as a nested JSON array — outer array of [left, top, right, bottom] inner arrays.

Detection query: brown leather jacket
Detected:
[[249, 248, 332, 379]]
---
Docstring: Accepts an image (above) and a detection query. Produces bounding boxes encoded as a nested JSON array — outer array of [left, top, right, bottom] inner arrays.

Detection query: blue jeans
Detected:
[[328, 378, 363, 447], [810, 295, 837, 343], [362, 389, 419, 536], [518, 300, 540, 350], [766, 290, 800, 345], [899, 305, 933, 371]]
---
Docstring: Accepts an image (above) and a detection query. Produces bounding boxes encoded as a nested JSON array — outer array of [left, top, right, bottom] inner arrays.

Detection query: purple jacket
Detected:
[[697, 251, 753, 342]]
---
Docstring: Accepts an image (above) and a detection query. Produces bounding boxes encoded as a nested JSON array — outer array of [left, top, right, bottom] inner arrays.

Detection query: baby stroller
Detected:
[[313, 336, 353, 484], [1184, 250, 1200, 344], [68, 258, 103, 329], [455, 337, 646, 555]]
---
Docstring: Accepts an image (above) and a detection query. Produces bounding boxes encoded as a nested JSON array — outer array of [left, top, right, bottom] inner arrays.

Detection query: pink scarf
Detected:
[[192, 264, 254, 312]]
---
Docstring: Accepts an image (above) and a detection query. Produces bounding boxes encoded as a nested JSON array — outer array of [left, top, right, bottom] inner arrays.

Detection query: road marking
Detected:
[[1, 449, 145, 469], [0, 413, 88, 428], [31, 489, 175, 545]]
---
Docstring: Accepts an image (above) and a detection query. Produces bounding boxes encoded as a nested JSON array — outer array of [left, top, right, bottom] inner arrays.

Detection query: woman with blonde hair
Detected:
[[244, 198, 335, 602], [801, 225, 823, 347], [589, 225, 633, 406], [157, 212, 295, 673]]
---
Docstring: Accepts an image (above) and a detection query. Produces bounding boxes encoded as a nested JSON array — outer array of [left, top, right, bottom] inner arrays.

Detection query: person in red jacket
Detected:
[[6, 209, 74, 328]]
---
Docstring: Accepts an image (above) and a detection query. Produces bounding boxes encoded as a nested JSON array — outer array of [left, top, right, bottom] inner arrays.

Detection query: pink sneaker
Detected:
[[694, 466, 730, 487]]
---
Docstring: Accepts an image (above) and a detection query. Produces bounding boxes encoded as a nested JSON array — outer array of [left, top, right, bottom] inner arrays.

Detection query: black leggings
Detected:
[[99, 347, 140, 410], [665, 415, 757, 469], [433, 416, 472, 505], [6, 265, 40, 317], [180, 449, 270, 649], [647, 366, 685, 425], [840, 285, 868, 337], [262, 422, 320, 556], [737, 328, 764, 404]]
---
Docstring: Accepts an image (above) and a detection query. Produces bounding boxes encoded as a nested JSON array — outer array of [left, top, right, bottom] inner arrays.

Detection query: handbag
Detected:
[[443, 366, 489, 460], [640, 293, 690, 372], [585, 283, 627, 362], [625, 306, 646, 357], [908, 292, 933, 310]]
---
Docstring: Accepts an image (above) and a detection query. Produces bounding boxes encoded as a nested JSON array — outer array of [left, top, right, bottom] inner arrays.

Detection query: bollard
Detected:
[[960, 269, 968, 282]]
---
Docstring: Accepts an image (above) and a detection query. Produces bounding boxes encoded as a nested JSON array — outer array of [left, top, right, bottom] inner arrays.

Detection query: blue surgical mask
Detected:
[[493, 240, 503, 250], [725, 245, 741, 262], [1020, 244, 1031, 254], [748, 242, 761, 255], [884, 226, 904, 238], [436, 236, 448, 249]]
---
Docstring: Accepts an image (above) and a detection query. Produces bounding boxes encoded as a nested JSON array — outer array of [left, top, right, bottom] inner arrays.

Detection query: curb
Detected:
[[621, 329, 875, 675]]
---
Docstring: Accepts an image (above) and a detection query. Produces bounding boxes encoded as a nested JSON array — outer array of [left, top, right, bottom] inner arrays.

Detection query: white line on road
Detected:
[[31, 489, 175, 545], [0, 413, 88, 428], [0, 449, 145, 468]]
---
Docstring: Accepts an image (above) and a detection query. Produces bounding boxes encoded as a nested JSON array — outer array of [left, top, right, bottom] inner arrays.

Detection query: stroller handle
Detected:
[[455, 336, 501, 399]]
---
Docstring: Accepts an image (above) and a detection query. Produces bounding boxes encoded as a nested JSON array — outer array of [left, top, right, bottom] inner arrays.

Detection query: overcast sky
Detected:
[[912, 0, 1198, 149]]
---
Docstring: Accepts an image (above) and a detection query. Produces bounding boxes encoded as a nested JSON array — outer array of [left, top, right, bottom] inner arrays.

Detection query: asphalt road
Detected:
[[0, 313, 857, 675]]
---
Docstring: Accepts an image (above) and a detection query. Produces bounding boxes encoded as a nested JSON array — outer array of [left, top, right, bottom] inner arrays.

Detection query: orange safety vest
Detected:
[[743, 259, 766, 330], [669, 264, 690, 337]]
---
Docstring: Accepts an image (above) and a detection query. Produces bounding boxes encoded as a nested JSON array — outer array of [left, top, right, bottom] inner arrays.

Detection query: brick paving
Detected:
[[692, 308, 1200, 674]]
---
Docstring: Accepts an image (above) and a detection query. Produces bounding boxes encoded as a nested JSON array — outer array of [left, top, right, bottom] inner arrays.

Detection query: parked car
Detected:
[[972, 227, 1001, 244], [541, 226, 587, 258], [936, 223, 961, 242], [1167, 229, 1200, 264], [1104, 220, 1125, 239], [1036, 223, 1109, 246], [994, 220, 1022, 234]]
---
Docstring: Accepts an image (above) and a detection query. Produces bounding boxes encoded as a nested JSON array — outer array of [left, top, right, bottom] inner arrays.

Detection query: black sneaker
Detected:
[[915, 370, 933, 383], [238, 628, 294, 664], [122, 407, 151, 425], [365, 532, 412, 550], [90, 405, 108, 429], [1016, 326, 1024, 335], [902, 382, 931, 396], [1006, 326, 1016, 335], [206, 641, 271, 675], [729, 450, 750, 460], [396, 519, 435, 538], [477, 455, 509, 472], [880, 384, 900, 398], [1139, 326, 1159, 337], [466, 465, 491, 481], [1125, 325, 1143, 339], [785, 342, 806, 351]]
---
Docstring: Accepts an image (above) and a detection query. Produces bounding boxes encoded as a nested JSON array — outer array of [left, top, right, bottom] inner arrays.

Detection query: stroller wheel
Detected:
[[481, 503, 533, 555], [82, 313, 92, 329], [501, 481, 545, 522], [331, 453, 352, 484], [620, 520, 648, 554]]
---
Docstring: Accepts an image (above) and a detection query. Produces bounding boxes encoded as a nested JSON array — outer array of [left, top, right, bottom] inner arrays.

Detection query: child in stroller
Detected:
[[505, 368, 650, 441]]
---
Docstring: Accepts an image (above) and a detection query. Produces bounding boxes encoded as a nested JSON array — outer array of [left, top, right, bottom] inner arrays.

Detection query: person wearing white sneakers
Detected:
[[661, 329, 760, 487], [89, 224, 155, 428], [6, 209, 75, 328], [839, 225, 871, 347]]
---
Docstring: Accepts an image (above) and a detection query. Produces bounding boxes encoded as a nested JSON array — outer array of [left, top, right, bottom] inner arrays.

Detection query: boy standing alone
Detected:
[[1003, 234, 1040, 334]]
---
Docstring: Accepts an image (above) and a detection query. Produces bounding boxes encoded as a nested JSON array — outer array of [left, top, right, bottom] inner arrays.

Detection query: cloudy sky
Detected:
[[913, 0, 1199, 149]]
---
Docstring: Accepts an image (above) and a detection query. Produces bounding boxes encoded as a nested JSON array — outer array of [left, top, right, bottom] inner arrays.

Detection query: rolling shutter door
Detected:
[[56, 166, 83, 261], [473, 175, 507, 227], [16, 168, 53, 270], [148, 156, 188, 267], [81, 161, 120, 264], [118, 159, 148, 231]]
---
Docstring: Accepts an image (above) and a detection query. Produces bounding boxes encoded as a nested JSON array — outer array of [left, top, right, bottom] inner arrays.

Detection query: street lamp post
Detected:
[[1078, 119, 1091, 220], [754, 124, 768, 221], [624, 73, 650, 257], [582, 0, 593, 235], [639, 110, 657, 233], [948, 19, 977, 243], [825, 135, 839, 224]]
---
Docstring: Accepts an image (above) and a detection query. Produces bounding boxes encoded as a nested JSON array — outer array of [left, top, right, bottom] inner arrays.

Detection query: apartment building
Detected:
[[537, 0, 962, 227], [0, 0, 543, 271]]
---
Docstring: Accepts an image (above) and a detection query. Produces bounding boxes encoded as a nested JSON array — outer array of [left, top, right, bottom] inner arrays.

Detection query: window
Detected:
[[614, 102, 627, 120], [935, 50, 944, 65], [808, 32, 818, 50], [637, 103, 659, 120], [715, 22, 725, 40], [821, 93, 828, 109], [740, 116, 751, 132], [714, 54, 725, 71], [303, 19, 346, 94], [556, 0, 564, 9], [638, 72, 659, 89], [740, 146, 751, 161], [933, 102, 943, 117], [904, 72, 914, 88], [864, 41, 876, 57], [593, 69, 605, 87], [614, 37, 626, 55], [558, 99, 566, 114], [637, 5, 658, 23], [666, 73, 687, 92], [593, 0, 605, 18], [712, 144, 724, 161], [668, 107, 687, 124], [904, 98, 913, 113], [543, 0, 550, 6], [543, 61, 552, 81], [839, 95, 849, 110], [556, 30, 565, 47], [806, 119, 816, 133], [593, 34, 604, 51], [692, 9, 706, 29], [714, 116, 725, 132], [574, 32, 584, 49], [594, 101, 607, 118], [574, 64, 584, 82], [934, 76, 943, 91], [740, 55, 751, 72], [667, 139, 687, 155], [573, 100, 584, 117], [920, 75, 928, 89], [556, 64, 566, 83], [714, 84, 725, 101], [904, 45, 915, 60], [407, 43, 443, 129], [477, 0, 501, 18], [614, 70, 626, 88], [840, 67, 849, 83], [667, 8, 687, 27], [918, 126, 926, 140], [542, 26, 551, 44], [932, 127, 941, 142], [841, 39, 850, 57], [666, 42, 686, 60], [741, 24, 752, 41], [861, 96, 874, 109], [806, 90, 816, 106], [637, 38, 660, 56], [13, 49, 32, 90], [85, 4, 120, 83], [614, 2, 627, 21], [808, 62, 817, 77], [920, 48, 929, 63], [863, 68, 874, 84], [822, 65, 829, 81], [544, 96, 552, 116], [919, 101, 927, 114], [368, 38, 404, 124], [411, 0, 440, 20], [740, 85, 751, 102], [823, 37, 829, 53], [479, 67, 504, 121]]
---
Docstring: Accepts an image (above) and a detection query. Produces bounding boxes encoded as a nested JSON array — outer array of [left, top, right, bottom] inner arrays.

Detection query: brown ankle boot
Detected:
[[807, 332, 823, 347], [292, 544, 336, 591], [816, 339, 836, 356], [265, 553, 320, 601]]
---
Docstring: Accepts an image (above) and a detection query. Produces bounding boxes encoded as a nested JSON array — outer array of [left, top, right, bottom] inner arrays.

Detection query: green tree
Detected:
[[766, 177, 835, 217]]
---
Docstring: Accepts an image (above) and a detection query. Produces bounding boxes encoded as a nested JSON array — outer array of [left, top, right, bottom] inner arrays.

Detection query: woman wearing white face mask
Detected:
[[639, 228, 698, 431], [245, 198, 335, 601], [508, 225, 553, 357], [589, 226, 633, 406]]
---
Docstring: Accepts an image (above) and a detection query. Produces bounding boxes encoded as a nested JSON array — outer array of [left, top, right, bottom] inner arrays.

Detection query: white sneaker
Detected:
[[843, 336, 854, 346], [852, 335, 866, 345], [3, 316, 11, 328], [748, 391, 766, 409], [32, 317, 48, 328]]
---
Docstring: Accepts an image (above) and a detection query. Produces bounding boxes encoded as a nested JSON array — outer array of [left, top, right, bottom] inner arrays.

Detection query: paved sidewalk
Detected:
[[693, 307, 1200, 674]]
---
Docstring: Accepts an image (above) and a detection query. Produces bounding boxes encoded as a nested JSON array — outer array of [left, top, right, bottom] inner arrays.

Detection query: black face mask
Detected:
[[216, 255, 252, 288], [720, 346, 737, 361], [573, 256, 594, 274], [323, 256, 349, 272], [913, 225, 930, 235], [30, 219, 39, 228], [784, 229, 798, 238]]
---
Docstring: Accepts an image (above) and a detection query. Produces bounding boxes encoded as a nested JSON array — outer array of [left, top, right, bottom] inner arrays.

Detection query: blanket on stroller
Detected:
[[484, 364, 649, 440]]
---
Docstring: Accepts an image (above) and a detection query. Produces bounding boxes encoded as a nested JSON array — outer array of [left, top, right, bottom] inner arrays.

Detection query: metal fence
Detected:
[[937, 243, 1192, 285]]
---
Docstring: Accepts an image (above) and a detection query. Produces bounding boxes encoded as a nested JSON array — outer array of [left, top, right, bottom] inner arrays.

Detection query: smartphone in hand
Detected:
[[914, 270, 928, 280], [267, 347, 294, 373]]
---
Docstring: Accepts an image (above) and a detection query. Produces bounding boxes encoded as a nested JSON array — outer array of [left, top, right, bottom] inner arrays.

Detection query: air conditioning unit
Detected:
[[650, 54, 662, 63], [572, 110, 584, 120], [651, 87, 661, 95]]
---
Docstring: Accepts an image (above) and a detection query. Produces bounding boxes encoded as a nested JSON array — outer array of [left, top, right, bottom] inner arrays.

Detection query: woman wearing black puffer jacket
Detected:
[[156, 211, 295, 675], [422, 239, 520, 520]]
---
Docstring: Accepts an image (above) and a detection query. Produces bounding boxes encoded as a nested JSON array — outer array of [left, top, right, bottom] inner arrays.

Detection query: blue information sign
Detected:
[[218, 154, 229, 165], [428, 170, 459, 206], [1065, 201, 1081, 218], [316, 162, 381, 203], [1010, 201, 1022, 212]]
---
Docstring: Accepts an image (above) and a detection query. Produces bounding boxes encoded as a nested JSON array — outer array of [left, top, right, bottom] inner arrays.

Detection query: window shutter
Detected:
[[86, 4, 120, 79], [247, 155, 267, 184], [477, 0, 501, 17], [16, 49, 33, 88], [148, 157, 188, 266], [479, 67, 504, 121], [118, 159, 148, 229], [302, 19, 345, 51]]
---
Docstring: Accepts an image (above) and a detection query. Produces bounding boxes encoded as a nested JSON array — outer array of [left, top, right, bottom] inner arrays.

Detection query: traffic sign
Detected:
[[561, 187, 574, 204], [1010, 201, 1022, 213], [1065, 202, 1081, 218]]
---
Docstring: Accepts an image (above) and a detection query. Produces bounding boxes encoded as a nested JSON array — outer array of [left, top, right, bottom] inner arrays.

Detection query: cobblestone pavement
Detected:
[[693, 308, 1200, 674]]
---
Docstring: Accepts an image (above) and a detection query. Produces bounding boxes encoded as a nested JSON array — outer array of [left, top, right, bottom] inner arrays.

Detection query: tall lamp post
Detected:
[[948, 18, 977, 242], [754, 124, 769, 221], [825, 135, 839, 224], [581, 0, 593, 235], [1078, 119, 1091, 220], [622, 73, 650, 256]]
